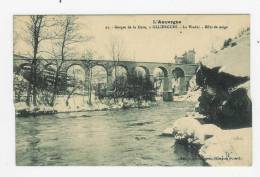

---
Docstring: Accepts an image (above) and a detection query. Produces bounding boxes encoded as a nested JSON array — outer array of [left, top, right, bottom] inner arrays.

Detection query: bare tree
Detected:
[[49, 16, 92, 106], [24, 15, 53, 106], [65, 80, 83, 106], [82, 49, 95, 105], [108, 37, 125, 101]]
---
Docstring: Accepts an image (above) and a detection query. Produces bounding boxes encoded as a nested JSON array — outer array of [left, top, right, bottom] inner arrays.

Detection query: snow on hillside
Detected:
[[176, 30, 250, 102], [200, 30, 250, 77]]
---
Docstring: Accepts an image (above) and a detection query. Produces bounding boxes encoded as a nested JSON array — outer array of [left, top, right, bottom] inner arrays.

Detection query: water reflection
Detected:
[[26, 120, 41, 165]]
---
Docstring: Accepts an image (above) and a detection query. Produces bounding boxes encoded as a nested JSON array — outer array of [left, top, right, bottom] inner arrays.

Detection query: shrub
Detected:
[[231, 42, 237, 47], [223, 38, 232, 48]]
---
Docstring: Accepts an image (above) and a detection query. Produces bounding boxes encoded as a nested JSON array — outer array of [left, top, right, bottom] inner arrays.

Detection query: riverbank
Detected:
[[162, 115, 252, 166], [15, 99, 157, 117]]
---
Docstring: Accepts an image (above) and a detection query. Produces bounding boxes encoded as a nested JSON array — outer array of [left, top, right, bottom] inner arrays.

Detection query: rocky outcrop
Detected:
[[199, 128, 252, 166], [196, 30, 251, 129], [163, 117, 252, 166], [164, 29, 252, 166]]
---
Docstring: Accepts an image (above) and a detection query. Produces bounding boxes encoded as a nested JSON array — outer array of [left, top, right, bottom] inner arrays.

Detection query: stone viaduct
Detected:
[[14, 55, 199, 101]]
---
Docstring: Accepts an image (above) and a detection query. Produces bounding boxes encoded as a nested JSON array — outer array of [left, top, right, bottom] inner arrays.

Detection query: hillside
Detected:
[[200, 29, 250, 77]]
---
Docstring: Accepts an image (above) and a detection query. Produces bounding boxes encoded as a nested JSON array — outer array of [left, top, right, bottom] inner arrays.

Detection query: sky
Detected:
[[14, 15, 249, 63]]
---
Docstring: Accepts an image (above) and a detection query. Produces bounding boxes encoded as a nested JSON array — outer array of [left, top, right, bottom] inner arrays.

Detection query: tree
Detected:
[[49, 16, 92, 106], [24, 15, 53, 106], [65, 80, 83, 106], [108, 37, 125, 101], [82, 50, 95, 105], [14, 74, 28, 102], [125, 72, 155, 103], [112, 75, 128, 101], [222, 38, 232, 49], [154, 77, 163, 95]]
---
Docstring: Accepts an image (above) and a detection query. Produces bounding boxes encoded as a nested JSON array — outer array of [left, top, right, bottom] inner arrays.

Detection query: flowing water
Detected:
[[16, 101, 204, 166]]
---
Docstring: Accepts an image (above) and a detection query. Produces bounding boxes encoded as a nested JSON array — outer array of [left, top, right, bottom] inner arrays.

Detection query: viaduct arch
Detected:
[[14, 55, 199, 101]]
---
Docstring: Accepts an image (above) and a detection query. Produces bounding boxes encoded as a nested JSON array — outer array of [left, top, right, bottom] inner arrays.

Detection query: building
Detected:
[[174, 49, 196, 64]]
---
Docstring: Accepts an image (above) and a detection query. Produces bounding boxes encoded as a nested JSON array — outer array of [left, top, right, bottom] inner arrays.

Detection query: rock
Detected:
[[195, 63, 251, 128], [161, 127, 174, 136], [15, 102, 28, 111], [172, 117, 202, 144], [173, 89, 201, 103], [185, 112, 205, 119], [198, 124, 222, 144], [199, 128, 252, 166], [172, 117, 222, 145], [168, 117, 252, 166]]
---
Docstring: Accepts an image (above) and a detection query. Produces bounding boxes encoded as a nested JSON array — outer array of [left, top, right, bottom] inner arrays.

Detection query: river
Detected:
[[16, 101, 204, 166]]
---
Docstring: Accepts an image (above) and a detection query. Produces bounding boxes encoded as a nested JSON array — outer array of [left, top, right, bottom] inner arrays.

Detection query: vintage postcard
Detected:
[[14, 14, 251, 166]]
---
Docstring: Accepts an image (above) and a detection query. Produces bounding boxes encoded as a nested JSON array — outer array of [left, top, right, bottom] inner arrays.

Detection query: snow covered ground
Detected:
[[163, 116, 252, 166], [200, 30, 250, 77], [174, 76, 201, 103], [199, 127, 252, 166], [174, 89, 201, 103], [15, 93, 157, 116]]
